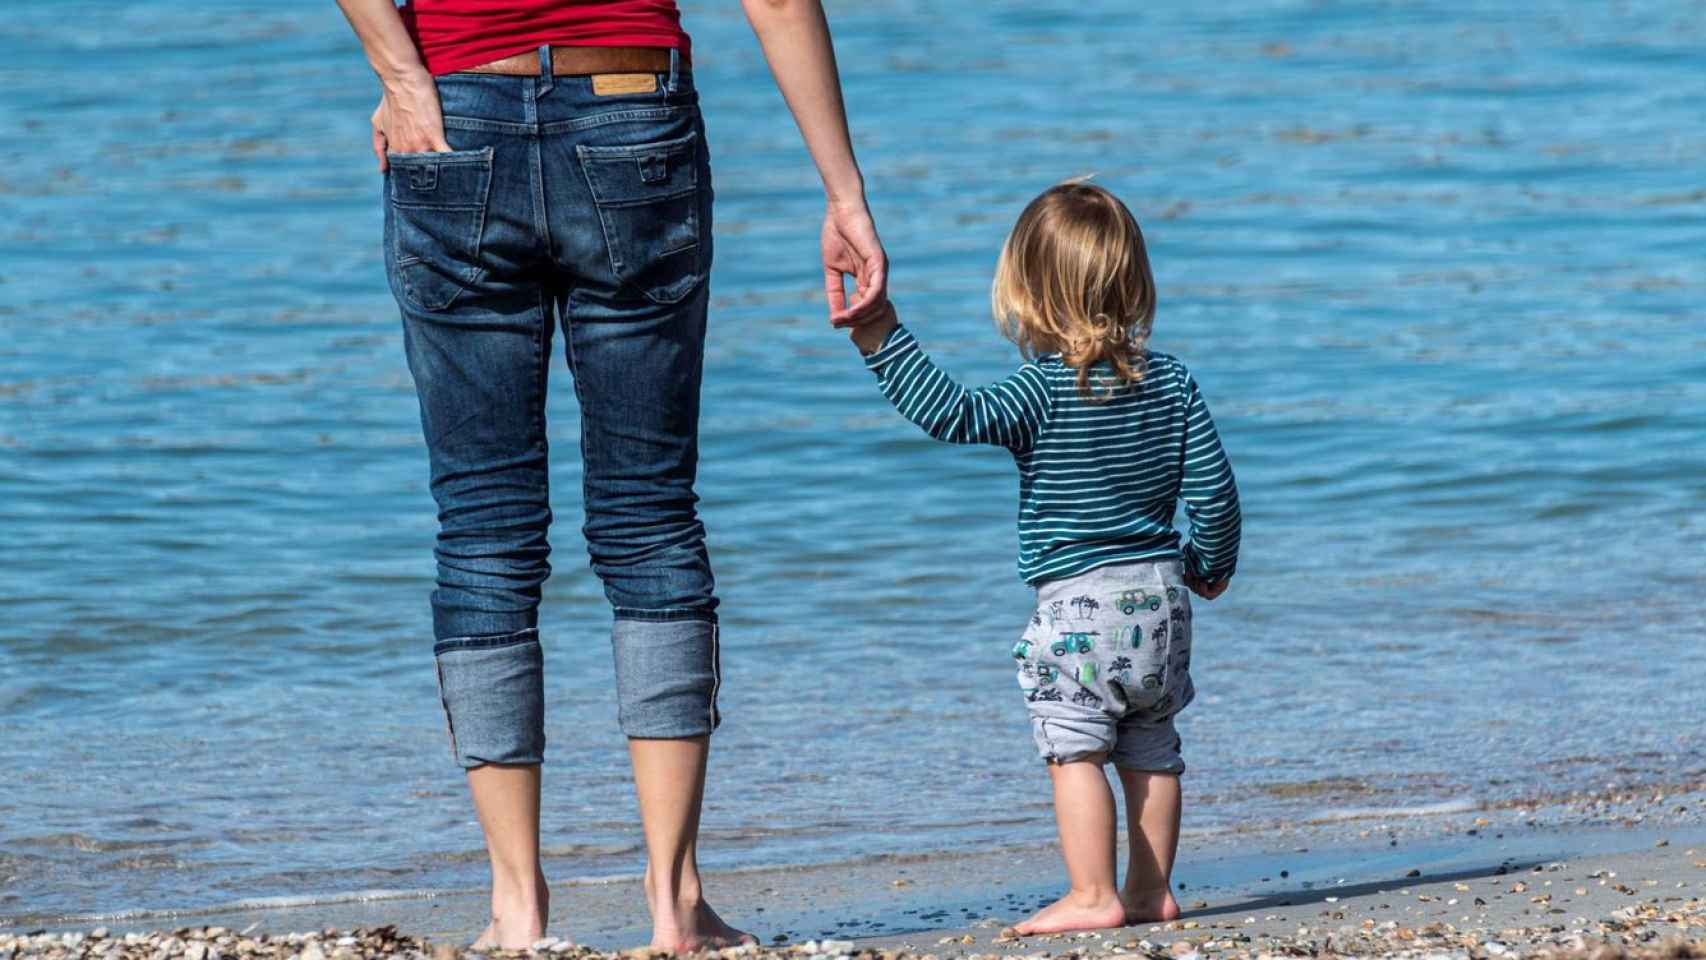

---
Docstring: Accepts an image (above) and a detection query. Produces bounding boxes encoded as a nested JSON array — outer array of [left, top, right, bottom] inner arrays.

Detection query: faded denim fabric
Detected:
[[384, 50, 720, 767]]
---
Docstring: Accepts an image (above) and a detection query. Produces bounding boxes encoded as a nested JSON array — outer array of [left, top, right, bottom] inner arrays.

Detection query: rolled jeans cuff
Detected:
[[434, 627, 545, 769], [612, 614, 721, 739]]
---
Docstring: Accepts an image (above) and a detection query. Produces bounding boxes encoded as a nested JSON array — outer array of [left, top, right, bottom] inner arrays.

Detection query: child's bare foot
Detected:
[[1011, 890, 1127, 936], [1121, 886, 1181, 925]]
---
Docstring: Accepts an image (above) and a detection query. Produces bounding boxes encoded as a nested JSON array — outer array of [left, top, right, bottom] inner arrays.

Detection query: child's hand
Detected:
[[848, 300, 899, 355], [1182, 574, 1230, 601]]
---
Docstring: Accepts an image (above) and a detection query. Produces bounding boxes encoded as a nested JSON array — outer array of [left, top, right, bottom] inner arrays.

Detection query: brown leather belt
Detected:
[[464, 46, 684, 77]]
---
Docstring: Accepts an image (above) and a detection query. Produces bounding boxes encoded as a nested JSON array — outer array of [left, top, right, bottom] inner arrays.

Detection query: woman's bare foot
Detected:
[[470, 870, 550, 950], [1011, 889, 1127, 936], [646, 869, 756, 953], [1121, 886, 1181, 925], [650, 897, 755, 953]]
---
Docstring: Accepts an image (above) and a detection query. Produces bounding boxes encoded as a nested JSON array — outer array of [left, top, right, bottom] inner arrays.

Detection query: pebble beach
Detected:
[[11, 807, 1706, 960], [6, 852, 1705, 960]]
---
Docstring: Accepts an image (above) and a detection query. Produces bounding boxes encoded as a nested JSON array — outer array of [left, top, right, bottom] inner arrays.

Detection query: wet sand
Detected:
[[15, 800, 1706, 958], [7, 834, 1705, 959]]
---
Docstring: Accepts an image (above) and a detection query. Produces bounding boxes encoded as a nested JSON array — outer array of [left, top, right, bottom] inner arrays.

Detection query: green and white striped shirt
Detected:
[[864, 324, 1241, 585]]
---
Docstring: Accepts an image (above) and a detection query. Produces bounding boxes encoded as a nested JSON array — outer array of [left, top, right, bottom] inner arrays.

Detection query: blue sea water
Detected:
[[2, 0, 1704, 927]]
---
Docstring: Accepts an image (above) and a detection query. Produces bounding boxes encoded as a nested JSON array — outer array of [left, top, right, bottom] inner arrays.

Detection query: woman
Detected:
[[332, 0, 888, 950]]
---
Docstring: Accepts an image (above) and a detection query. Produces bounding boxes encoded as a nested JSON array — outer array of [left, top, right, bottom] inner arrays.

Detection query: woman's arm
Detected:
[[334, 0, 451, 171], [741, 0, 888, 327]]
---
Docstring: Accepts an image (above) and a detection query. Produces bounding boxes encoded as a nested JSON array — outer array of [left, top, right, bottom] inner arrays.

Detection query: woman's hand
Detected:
[[369, 72, 451, 172], [823, 199, 888, 328]]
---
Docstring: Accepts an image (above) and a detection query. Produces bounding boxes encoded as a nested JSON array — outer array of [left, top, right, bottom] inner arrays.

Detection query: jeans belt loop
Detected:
[[667, 47, 680, 94], [537, 44, 554, 96]]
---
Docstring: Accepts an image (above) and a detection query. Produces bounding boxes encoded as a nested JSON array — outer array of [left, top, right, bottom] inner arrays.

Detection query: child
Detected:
[[849, 182, 1241, 935]]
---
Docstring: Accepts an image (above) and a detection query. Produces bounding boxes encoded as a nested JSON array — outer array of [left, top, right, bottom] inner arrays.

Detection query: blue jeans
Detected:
[[384, 50, 720, 767]]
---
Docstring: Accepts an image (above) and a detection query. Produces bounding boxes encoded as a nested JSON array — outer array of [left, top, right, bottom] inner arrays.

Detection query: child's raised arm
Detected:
[[1178, 372, 1241, 585], [856, 311, 1053, 453]]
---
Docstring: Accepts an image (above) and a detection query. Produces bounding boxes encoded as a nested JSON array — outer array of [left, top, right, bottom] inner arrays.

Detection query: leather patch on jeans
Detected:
[[592, 73, 658, 96]]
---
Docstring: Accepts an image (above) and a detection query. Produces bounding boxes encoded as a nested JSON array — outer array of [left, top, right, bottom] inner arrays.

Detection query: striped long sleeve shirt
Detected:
[[864, 324, 1241, 586]]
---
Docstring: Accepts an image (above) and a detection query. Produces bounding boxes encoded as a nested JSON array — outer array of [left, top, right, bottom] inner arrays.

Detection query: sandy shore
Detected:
[[7, 833, 1705, 960], [11, 794, 1706, 959]]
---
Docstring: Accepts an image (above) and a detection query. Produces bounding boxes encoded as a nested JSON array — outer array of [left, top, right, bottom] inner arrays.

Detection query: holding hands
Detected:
[[823, 199, 889, 328]]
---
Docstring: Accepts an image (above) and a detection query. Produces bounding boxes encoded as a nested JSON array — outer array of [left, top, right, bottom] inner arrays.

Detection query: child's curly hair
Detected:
[[992, 180, 1157, 399]]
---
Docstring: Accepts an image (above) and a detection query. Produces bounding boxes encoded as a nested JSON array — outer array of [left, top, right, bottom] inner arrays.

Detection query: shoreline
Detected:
[[10, 787, 1706, 957], [7, 829, 1705, 960]]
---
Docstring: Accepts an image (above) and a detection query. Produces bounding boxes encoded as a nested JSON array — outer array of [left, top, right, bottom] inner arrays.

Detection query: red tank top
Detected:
[[401, 1, 690, 76]]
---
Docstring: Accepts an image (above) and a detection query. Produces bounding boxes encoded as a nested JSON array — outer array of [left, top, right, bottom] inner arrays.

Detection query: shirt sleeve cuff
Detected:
[[1183, 545, 1237, 583], [862, 324, 917, 374]]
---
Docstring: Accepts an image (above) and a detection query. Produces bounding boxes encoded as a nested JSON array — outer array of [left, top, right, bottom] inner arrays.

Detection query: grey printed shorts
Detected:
[[1014, 560, 1194, 772]]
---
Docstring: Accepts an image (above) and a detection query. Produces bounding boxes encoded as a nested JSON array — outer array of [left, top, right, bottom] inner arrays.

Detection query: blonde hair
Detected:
[[992, 180, 1157, 399]]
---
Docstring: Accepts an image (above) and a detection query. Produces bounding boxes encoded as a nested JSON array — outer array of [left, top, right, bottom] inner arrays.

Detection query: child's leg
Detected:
[[1013, 755, 1127, 935], [1115, 768, 1182, 923]]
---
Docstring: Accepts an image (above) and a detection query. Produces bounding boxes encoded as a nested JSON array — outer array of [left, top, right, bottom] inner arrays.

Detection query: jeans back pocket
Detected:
[[386, 146, 494, 312], [577, 130, 705, 305]]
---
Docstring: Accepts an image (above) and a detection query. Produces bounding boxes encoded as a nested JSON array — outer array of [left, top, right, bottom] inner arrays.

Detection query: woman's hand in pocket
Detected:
[[370, 71, 452, 172]]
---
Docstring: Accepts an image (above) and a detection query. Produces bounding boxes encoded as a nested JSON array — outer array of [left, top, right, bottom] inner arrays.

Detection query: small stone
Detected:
[[1406, 869, 1422, 878], [90, 929, 110, 940], [820, 941, 855, 954], [432, 945, 458, 960], [300, 944, 326, 960], [186, 943, 209, 960]]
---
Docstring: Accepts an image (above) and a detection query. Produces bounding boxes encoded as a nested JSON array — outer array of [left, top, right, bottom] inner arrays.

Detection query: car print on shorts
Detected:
[[1071, 687, 1102, 707], [1028, 686, 1064, 703], [1034, 664, 1059, 685], [1141, 671, 1164, 691], [1076, 662, 1098, 685], [1115, 589, 1163, 615], [1013, 638, 1035, 660], [1051, 630, 1098, 657]]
